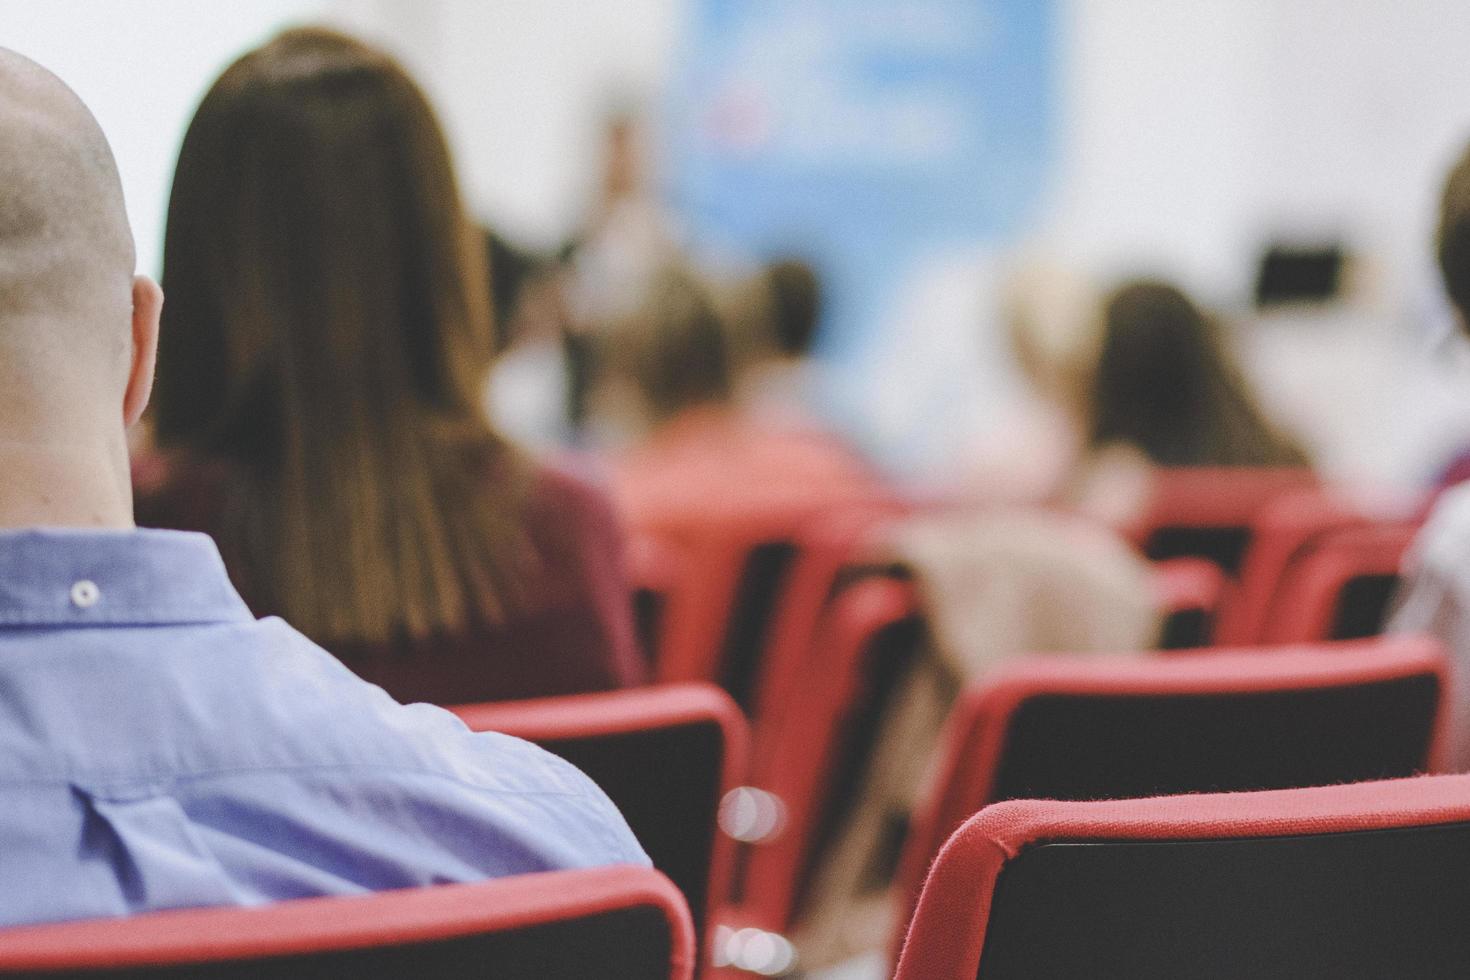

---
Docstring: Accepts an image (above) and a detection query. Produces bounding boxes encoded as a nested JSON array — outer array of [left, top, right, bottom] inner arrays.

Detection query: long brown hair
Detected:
[[155, 27, 531, 646], [1088, 280, 1307, 468]]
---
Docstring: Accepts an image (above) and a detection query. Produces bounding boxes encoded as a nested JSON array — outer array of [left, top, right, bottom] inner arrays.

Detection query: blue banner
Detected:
[[664, 0, 1057, 466], [666, 0, 1056, 344]]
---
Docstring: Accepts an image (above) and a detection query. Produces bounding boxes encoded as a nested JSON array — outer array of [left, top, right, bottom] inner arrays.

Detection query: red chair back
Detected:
[[742, 501, 905, 753], [1214, 487, 1368, 645], [1258, 522, 1418, 644], [898, 636, 1449, 927], [634, 493, 899, 715], [896, 775, 1470, 979], [636, 498, 854, 692], [723, 576, 924, 939], [452, 684, 745, 956], [0, 866, 693, 979], [1124, 466, 1317, 574]]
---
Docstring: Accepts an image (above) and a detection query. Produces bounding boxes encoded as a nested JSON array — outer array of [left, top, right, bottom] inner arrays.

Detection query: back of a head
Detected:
[[1090, 279, 1303, 468], [0, 48, 135, 420], [157, 27, 493, 446], [764, 258, 822, 359], [1000, 258, 1102, 417], [622, 265, 732, 426], [1438, 139, 1470, 328], [155, 28, 524, 646]]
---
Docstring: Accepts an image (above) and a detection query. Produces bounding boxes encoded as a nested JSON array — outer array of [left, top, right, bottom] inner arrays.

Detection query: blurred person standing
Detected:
[[137, 28, 643, 705], [561, 107, 682, 434]]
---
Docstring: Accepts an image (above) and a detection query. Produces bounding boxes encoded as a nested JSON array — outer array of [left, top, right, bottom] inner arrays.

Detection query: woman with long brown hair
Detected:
[[1061, 278, 1309, 524], [1087, 279, 1306, 468], [137, 27, 642, 702]]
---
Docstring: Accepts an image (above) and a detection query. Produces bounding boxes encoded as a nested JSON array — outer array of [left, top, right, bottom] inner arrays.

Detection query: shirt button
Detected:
[[70, 580, 100, 609]]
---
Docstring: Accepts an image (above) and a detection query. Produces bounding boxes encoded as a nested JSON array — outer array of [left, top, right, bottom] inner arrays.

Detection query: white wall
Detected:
[[356, 0, 684, 251], [1036, 0, 1271, 303], [1037, 0, 1470, 308], [0, 0, 467, 275], [1, 0, 334, 276], [1260, 0, 1470, 300]]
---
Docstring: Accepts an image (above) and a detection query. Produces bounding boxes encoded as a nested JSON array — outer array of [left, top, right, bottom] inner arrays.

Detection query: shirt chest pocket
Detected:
[[72, 782, 239, 912]]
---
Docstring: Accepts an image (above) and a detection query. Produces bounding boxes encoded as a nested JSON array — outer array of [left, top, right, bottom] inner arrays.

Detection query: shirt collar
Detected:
[[0, 528, 254, 627]]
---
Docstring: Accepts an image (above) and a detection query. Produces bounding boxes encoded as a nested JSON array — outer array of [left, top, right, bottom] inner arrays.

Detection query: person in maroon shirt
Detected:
[[136, 28, 642, 704]]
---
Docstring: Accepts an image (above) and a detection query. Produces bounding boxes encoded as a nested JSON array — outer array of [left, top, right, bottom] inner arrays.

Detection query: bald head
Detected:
[[0, 49, 159, 530], [0, 47, 135, 341]]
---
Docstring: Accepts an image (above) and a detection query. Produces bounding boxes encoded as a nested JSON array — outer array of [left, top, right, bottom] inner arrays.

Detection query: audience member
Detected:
[[955, 258, 1100, 503], [135, 29, 643, 704], [607, 265, 877, 523], [1064, 278, 1310, 525], [733, 258, 828, 428], [0, 43, 645, 928], [485, 226, 541, 358], [620, 265, 734, 432], [1394, 138, 1470, 771]]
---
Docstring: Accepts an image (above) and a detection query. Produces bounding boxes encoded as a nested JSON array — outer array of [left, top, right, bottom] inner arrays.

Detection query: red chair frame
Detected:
[[895, 775, 1470, 980], [0, 866, 694, 979], [1121, 466, 1317, 570], [628, 532, 693, 666], [1258, 521, 1418, 644], [634, 496, 871, 686], [723, 576, 922, 938], [742, 501, 905, 757], [451, 682, 747, 963], [1214, 487, 1367, 645], [898, 636, 1450, 924], [451, 682, 747, 776]]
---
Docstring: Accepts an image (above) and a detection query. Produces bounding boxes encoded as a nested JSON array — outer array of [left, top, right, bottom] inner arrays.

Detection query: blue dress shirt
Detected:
[[0, 528, 648, 928]]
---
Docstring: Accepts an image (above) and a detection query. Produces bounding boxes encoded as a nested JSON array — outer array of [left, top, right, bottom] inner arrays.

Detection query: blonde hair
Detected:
[[1000, 258, 1103, 418]]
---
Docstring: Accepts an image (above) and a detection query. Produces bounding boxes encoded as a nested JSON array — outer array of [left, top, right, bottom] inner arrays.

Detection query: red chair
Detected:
[[635, 495, 868, 693], [0, 866, 694, 979], [451, 683, 746, 961], [1258, 522, 1419, 644], [895, 775, 1470, 979], [1150, 557, 1227, 648], [741, 501, 904, 756], [624, 454, 892, 698], [1214, 487, 1368, 645], [1123, 466, 1317, 574], [897, 636, 1449, 928], [717, 576, 924, 950]]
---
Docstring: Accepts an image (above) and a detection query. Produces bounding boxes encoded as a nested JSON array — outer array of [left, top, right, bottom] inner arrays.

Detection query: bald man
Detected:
[[0, 49, 645, 928]]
